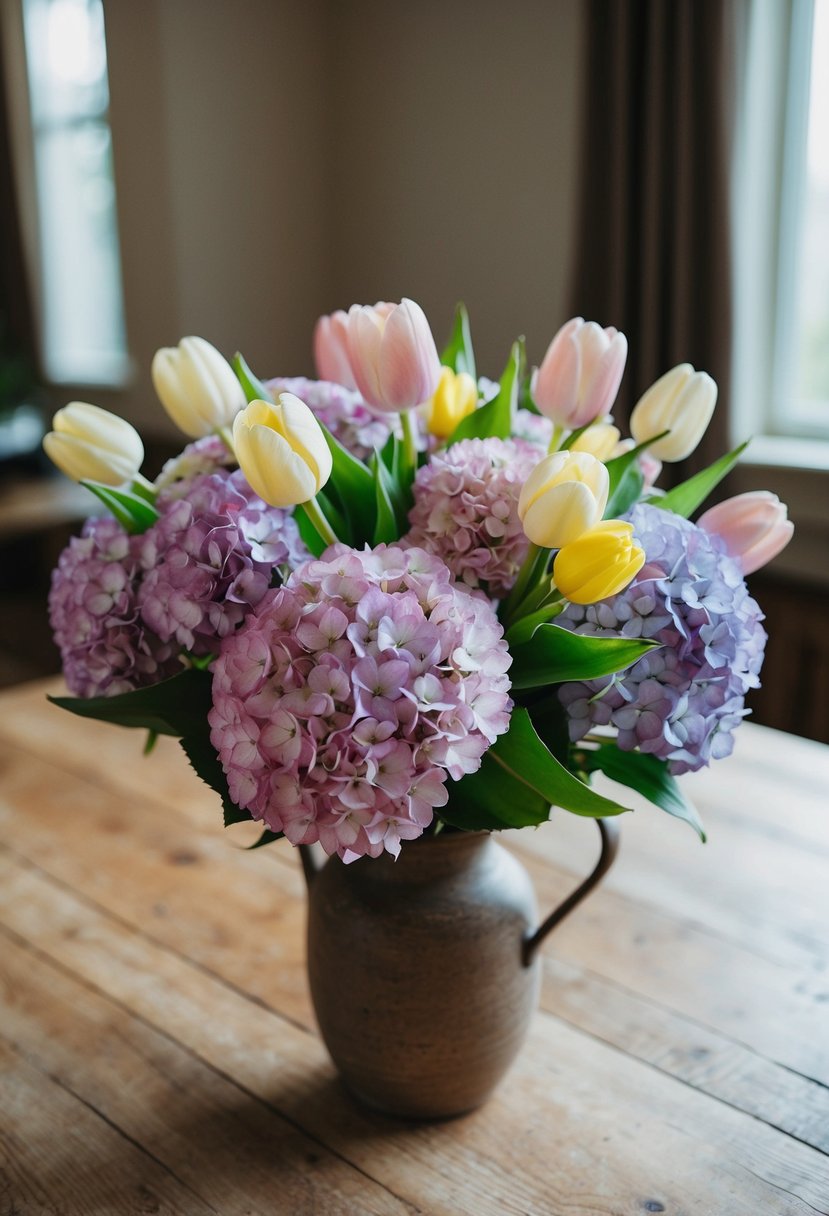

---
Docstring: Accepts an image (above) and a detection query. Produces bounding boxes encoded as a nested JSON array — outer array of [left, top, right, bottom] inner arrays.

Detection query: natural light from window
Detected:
[[22, 0, 128, 386]]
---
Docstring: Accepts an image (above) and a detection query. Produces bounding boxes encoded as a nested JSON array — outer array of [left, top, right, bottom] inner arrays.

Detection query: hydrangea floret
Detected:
[[209, 545, 512, 860]]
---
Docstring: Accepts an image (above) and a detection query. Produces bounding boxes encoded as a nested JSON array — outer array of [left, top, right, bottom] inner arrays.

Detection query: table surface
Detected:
[[1, 677, 828, 1216]]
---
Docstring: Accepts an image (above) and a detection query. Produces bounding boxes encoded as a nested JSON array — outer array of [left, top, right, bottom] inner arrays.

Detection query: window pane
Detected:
[[23, 0, 109, 126], [33, 122, 127, 383], [792, 0, 829, 424]]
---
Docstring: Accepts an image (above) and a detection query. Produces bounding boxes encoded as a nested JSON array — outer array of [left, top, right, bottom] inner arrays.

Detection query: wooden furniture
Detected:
[[1, 677, 827, 1214]]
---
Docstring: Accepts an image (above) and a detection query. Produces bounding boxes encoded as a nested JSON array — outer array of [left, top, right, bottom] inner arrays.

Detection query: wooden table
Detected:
[[1, 678, 827, 1215]]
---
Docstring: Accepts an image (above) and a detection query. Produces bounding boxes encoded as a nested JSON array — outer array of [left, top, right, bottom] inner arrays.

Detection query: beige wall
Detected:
[[6, 0, 583, 435]]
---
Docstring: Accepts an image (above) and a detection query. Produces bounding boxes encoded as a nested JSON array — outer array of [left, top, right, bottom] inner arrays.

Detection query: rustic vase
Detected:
[[300, 820, 618, 1120]]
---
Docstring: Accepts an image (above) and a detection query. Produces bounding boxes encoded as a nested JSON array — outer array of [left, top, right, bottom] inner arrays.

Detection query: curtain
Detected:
[[569, 0, 735, 480], [0, 19, 37, 381]]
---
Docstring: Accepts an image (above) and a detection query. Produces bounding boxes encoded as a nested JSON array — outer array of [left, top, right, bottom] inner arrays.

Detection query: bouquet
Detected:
[[43, 301, 793, 859]]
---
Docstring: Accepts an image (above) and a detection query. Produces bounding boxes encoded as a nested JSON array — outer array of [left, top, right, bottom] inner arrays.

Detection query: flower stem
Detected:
[[131, 472, 158, 501], [548, 424, 564, 453], [304, 494, 339, 548], [218, 425, 236, 457], [401, 409, 418, 472], [500, 542, 545, 625]]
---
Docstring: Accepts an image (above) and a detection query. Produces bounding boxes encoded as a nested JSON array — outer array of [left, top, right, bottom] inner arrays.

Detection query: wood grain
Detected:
[[1, 679, 827, 1215]]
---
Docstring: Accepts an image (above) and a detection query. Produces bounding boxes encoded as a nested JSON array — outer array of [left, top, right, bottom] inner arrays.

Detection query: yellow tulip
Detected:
[[569, 422, 621, 461], [426, 366, 478, 439], [517, 450, 609, 548], [553, 520, 646, 605], [233, 394, 332, 508], [43, 402, 144, 486]]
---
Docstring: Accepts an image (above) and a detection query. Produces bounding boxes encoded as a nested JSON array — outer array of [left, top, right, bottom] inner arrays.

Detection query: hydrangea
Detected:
[[49, 517, 177, 697], [404, 437, 543, 598], [154, 434, 236, 497], [557, 503, 767, 774], [209, 545, 513, 861], [138, 469, 308, 656], [266, 376, 398, 462]]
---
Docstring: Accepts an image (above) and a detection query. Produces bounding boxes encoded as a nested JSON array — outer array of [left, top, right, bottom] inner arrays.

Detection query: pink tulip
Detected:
[[346, 298, 441, 413], [697, 491, 794, 575], [533, 317, 628, 429], [313, 310, 357, 389]]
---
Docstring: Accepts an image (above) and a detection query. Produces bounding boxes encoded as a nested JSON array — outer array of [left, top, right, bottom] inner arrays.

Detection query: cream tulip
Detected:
[[630, 364, 717, 462], [233, 395, 332, 508], [152, 336, 246, 438], [43, 402, 144, 486], [518, 450, 609, 548]]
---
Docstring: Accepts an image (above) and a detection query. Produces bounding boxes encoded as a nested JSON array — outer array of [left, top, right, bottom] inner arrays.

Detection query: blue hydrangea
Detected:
[[557, 503, 767, 774]]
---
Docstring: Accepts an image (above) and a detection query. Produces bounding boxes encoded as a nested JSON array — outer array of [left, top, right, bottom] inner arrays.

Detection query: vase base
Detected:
[[342, 1076, 490, 1122]]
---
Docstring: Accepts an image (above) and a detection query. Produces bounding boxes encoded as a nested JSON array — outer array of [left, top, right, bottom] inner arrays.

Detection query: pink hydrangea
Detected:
[[404, 437, 544, 598], [49, 517, 178, 697], [209, 544, 513, 861], [138, 469, 308, 656], [154, 434, 236, 497]]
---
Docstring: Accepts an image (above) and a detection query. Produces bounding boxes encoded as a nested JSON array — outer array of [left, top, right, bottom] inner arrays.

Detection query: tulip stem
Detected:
[[401, 409, 418, 473], [304, 495, 339, 549], [131, 472, 158, 501], [548, 425, 564, 453], [218, 426, 236, 457], [500, 542, 546, 625]]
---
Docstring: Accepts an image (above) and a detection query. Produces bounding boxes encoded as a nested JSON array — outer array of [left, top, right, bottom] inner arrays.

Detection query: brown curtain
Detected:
[[569, 0, 735, 482], [0, 22, 37, 376]]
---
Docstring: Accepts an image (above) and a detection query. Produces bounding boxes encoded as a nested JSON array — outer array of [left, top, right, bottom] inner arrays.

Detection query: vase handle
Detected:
[[522, 818, 620, 966]]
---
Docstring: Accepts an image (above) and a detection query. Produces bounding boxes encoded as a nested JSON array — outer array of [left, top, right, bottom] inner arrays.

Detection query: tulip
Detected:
[[697, 491, 794, 575], [43, 402, 144, 486], [232, 394, 332, 508], [532, 317, 628, 430], [314, 309, 357, 389], [553, 520, 646, 605], [569, 422, 621, 462], [152, 336, 246, 438], [518, 450, 609, 548], [346, 298, 441, 413], [426, 366, 478, 439], [629, 363, 717, 462]]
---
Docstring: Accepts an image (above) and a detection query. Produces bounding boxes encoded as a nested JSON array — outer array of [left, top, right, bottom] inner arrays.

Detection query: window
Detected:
[[21, 0, 128, 385], [732, 0, 829, 455]]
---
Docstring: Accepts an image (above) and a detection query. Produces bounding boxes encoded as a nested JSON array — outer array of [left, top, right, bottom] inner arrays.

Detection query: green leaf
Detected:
[[48, 667, 212, 738], [448, 338, 523, 444], [143, 729, 158, 756], [580, 745, 706, 841], [505, 602, 563, 647], [509, 623, 659, 689], [246, 828, 284, 849], [320, 423, 376, 544], [293, 503, 326, 556], [370, 452, 398, 544], [560, 423, 593, 450], [440, 303, 476, 380], [178, 729, 244, 826], [650, 441, 750, 519], [441, 707, 631, 831], [80, 481, 160, 534], [232, 352, 274, 403]]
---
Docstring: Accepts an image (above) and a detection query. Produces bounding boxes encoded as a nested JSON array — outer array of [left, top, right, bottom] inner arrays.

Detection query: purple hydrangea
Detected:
[[404, 437, 544, 598], [266, 376, 399, 462], [209, 544, 513, 862], [154, 434, 236, 497], [137, 469, 308, 656], [557, 503, 767, 775], [49, 517, 178, 697]]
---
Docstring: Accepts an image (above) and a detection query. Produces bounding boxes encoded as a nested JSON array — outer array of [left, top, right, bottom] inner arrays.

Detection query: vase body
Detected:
[[305, 832, 540, 1119]]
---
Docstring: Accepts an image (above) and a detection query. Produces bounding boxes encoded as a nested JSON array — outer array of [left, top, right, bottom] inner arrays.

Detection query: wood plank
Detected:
[[1, 852, 826, 1216], [1, 933, 414, 1216], [2, 734, 827, 1125], [4, 680, 828, 974], [0, 1037, 215, 1215]]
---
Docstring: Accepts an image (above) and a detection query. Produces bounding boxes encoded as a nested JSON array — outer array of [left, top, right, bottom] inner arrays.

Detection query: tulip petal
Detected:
[[534, 330, 580, 426], [379, 298, 441, 411], [347, 306, 386, 407], [236, 422, 317, 507]]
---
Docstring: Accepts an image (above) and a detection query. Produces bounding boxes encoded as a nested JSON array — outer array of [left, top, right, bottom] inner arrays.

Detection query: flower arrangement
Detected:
[[44, 300, 793, 857]]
